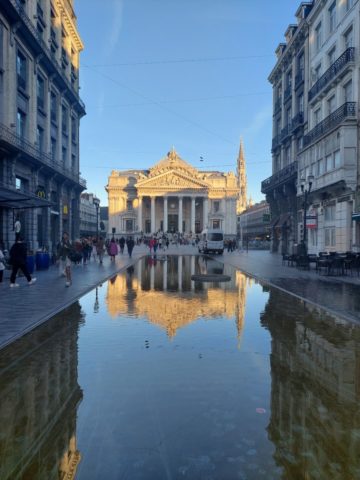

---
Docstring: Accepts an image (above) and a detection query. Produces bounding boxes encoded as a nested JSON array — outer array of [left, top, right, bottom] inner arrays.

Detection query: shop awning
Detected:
[[279, 213, 291, 226], [0, 186, 53, 209], [269, 216, 279, 227], [271, 213, 291, 229]]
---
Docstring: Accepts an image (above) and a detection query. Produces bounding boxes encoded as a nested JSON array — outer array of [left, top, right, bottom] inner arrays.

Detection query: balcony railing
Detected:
[[274, 98, 281, 114], [271, 134, 281, 151], [280, 124, 291, 142], [0, 122, 84, 188], [308, 48, 355, 102], [261, 161, 298, 194], [17, 74, 26, 91], [291, 112, 304, 131], [295, 70, 304, 89], [283, 86, 292, 103], [303, 102, 356, 148], [9, 0, 85, 114]]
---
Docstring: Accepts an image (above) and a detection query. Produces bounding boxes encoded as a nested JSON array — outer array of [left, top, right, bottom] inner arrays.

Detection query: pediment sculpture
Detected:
[[136, 171, 209, 189]]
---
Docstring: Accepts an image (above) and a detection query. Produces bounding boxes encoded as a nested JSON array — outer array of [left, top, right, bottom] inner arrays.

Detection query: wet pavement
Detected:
[[2, 247, 360, 353], [220, 250, 360, 323], [0, 251, 142, 350], [1, 255, 360, 479]]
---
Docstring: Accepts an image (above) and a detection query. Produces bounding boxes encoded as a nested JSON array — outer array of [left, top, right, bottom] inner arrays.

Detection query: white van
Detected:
[[198, 229, 224, 254]]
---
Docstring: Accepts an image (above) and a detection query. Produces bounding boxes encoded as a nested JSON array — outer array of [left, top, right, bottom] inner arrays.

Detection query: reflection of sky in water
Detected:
[[76, 256, 276, 479], [2, 256, 360, 479]]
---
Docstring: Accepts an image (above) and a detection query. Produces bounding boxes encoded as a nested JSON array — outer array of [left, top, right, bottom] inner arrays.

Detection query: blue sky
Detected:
[[76, 0, 300, 205]]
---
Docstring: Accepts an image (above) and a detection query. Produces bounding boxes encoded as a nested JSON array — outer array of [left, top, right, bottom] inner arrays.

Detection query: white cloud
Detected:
[[107, 0, 124, 53], [243, 104, 272, 140]]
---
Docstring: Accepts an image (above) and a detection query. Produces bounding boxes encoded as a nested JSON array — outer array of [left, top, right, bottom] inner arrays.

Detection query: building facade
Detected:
[[263, 0, 360, 254], [79, 193, 100, 237], [106, 147, 246, 238], [262, 2, 311, 254], [238, 200, 271, 247], [0, 0, 86, 252]]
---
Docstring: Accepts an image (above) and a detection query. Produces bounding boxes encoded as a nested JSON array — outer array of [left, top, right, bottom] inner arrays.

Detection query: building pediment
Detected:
[[136, 170, 210, 190]]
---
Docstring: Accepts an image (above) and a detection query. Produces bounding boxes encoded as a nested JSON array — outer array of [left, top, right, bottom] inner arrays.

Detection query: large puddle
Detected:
[[1, 255, 360, 479]]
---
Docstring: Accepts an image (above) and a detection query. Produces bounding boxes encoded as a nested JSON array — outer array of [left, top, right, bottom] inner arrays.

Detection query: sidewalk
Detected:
[[0, 248, 145, 350], [219, 249, 360, 323]]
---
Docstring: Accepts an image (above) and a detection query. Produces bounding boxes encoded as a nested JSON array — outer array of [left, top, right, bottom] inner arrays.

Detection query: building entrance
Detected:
[[168, 214, 178, 233]]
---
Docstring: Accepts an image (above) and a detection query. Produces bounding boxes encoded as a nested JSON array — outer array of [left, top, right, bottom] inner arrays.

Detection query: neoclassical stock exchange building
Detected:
[[106, 144, 247, 238]]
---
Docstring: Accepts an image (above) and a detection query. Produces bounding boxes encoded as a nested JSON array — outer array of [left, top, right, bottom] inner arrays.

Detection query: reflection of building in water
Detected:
[[261, 290, 360, 479], [106, 256, 248, 338], [0, 303, 83, 480]]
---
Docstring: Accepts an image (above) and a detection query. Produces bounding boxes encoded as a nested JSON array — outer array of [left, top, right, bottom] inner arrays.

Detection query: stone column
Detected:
[[138, 195, 142, 232], [203, 197, 208, 230], [151, 196, 156, 233], [178, 197, 183, 232], [150, 263, 155, 290], [178, 255, 183, 291], [137, 260, 142, 287], [163, 258, 167, 291], [191, 196, 196, 234], [221, 198, 226, 214], [163, 197, 168, 233], [191, 255, 195, 291]]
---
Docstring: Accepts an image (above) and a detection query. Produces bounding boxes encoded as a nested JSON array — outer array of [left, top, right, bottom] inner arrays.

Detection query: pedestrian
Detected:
[[9, 236, 36, 287], [109, 237, 118, 261], [0, 242, 6, 283], [92, 237, 97, 261], [119, 236, 125, 254], [57, 231, 73, 287], [97, 236, 105, 263], [126, 237, 135, 258]]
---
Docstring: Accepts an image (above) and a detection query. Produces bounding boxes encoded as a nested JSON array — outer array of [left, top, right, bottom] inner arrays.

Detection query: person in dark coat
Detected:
[[9, 237, 36, 287], [126, 237, 135, 258], [119, 236, 125, 254]]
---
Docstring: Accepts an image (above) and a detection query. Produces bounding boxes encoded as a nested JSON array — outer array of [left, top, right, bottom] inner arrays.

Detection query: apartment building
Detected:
[[262, 0, 360, 254], [238, 200, 271, 247], [0, 0, 86, 251], [79, 193, 100, 237]]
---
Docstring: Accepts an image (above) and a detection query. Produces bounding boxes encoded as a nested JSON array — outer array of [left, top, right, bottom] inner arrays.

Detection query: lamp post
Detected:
[[300, 174, 314, 255], [93, 197, 100, 240]]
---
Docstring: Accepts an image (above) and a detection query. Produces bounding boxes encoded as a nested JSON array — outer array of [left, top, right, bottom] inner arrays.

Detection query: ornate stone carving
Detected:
[[137, 171, 209, 190], [147, 148, 203, 179]]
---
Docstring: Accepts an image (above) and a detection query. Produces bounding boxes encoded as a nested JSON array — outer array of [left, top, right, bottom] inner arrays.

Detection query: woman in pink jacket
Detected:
[[109, 238, 118, 261]]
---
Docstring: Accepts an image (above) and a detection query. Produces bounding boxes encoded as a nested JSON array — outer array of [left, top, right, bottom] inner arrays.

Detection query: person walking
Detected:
[[119, 236, 125, 254], [109, 237, 118, 261], [57, 232, 73, 287], [0, 242, 6, 283], [9, 237, 36, 287], [126, 237, 135, 258], [97, 236, 105, 263]]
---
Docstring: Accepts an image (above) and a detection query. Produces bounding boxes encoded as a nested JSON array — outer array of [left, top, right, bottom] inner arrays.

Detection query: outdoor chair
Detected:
[[308, 254, 318, 269], [316, 256, 331, 275], [351, 255, 360, 276], [329, 257, 344, 276], [296, 255, 310, 270]]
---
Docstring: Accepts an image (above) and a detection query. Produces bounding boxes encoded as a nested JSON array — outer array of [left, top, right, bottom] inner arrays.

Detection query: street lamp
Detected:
[[300, 174, 314, 256], [93, 197, 100, 240]]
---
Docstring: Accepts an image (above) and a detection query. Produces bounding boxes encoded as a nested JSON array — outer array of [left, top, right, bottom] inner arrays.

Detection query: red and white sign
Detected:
[[306, 209, 317, 229]]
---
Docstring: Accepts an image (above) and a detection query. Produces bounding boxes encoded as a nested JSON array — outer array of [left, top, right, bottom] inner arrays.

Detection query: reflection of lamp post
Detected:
[[300, 174, 314, 255], [93, 197, 100, 240], [94, 286, 99, 313]]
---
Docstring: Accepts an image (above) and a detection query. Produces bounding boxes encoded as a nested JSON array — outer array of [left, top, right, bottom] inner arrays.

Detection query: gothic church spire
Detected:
[[237, 137, 247, 214]]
